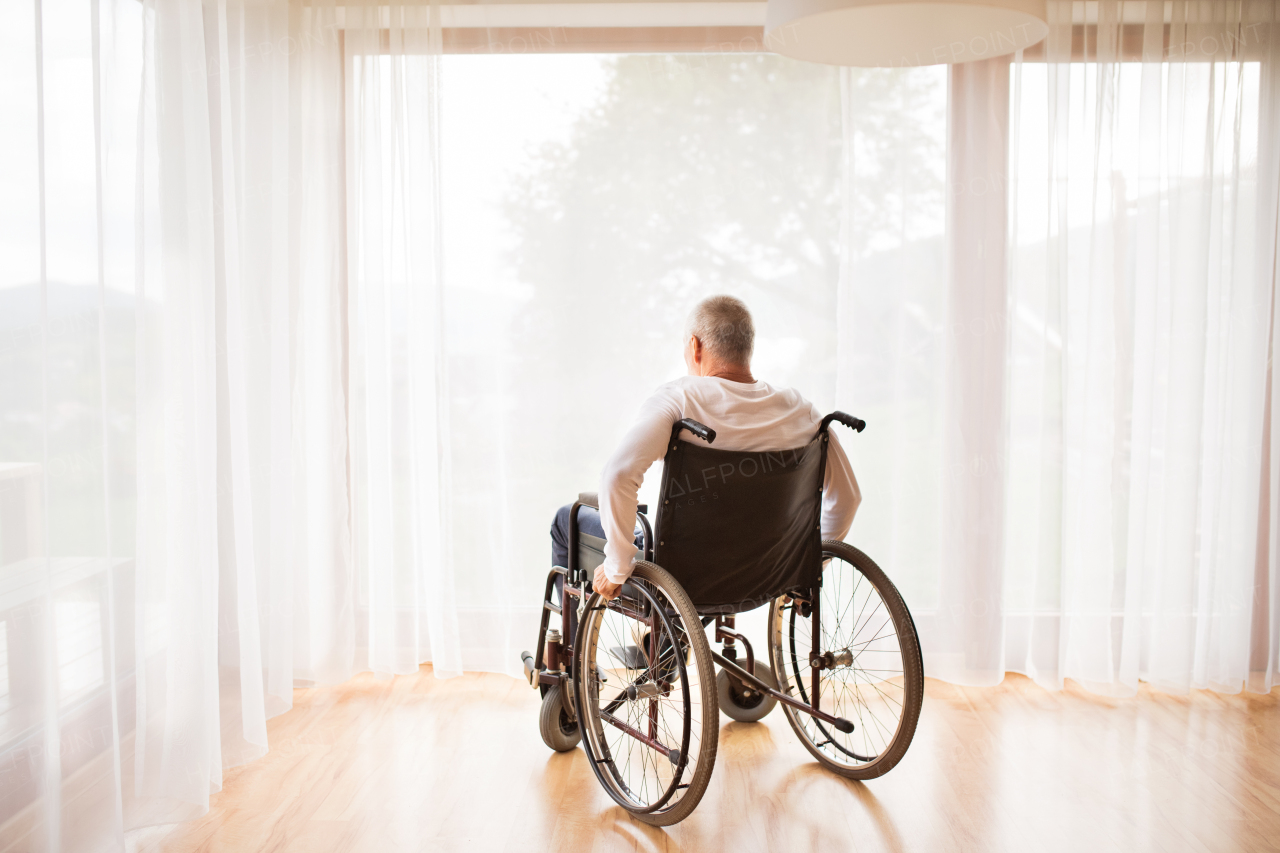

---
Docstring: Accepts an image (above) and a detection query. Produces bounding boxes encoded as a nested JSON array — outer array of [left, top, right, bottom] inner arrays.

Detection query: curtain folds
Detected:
[[1, 0, 453, 847], [340, 3, 461, 680], [840, 0, 1280, 696]]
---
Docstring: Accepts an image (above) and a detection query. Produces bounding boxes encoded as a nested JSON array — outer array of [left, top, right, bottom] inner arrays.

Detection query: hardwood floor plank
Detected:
[[131, 670, 1279, 853]]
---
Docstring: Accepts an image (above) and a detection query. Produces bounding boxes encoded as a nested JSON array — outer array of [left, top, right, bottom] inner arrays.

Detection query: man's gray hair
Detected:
[[685, 295, 755, 365]]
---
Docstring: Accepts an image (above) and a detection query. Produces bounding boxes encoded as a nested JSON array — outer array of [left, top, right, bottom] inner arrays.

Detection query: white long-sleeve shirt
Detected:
[[598, 376, 861, 584]]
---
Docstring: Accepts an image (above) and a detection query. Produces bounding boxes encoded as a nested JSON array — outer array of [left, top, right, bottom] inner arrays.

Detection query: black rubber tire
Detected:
[[538, 684, 581, 752], [716, 664, 779, 723], [574, 561, 718, 827], [769, 541, 923, 780]]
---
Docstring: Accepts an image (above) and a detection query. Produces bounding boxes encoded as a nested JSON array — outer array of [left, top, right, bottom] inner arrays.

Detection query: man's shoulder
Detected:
[[648, 376, 694, 400], [633, 378, 689, 418], [756, 382, 824, 425], [767, 382, 806, 404], [748, 379, 812, 410], [649, 374, 734, 401]]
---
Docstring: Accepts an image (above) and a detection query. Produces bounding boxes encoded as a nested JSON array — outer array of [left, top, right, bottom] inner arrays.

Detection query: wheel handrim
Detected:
[[577, 578, 707, 814], [772, 549, 911, 769]]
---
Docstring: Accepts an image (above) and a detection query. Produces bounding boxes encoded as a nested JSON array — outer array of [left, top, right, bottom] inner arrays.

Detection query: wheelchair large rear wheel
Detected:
[[574, 562, 718, 826], [768, 541, 923, 779]]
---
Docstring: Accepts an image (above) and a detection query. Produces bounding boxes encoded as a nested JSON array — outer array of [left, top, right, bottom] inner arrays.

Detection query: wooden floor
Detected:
[[132, 669, 1280, 853]]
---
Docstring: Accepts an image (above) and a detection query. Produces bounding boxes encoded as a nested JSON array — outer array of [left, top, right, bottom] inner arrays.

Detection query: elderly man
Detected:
[[550, 295, 861, 600]]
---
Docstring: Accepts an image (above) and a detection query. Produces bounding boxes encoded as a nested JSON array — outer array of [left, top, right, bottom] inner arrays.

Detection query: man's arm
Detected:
[[597, 387, 683, 585], [821, 429, 861, 541]]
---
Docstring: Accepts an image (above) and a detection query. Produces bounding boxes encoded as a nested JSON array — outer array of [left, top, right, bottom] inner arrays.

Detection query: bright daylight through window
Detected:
[[439, 54, 947, 622]]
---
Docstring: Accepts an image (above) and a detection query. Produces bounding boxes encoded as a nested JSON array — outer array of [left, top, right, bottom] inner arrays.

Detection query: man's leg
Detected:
[[550, 504, 573, 569], [549, 503, 627, 568], [549, 504, 643, 643], [550, 503, 607, 646]]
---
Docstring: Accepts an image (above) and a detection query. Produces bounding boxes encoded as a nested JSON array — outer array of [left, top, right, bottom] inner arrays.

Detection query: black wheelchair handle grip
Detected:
[[819, 411, 866, 436], [674, 418, 716, 444]]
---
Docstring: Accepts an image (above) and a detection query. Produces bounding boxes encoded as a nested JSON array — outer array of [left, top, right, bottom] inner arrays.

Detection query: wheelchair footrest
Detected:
[[608, 645, 649, 671]]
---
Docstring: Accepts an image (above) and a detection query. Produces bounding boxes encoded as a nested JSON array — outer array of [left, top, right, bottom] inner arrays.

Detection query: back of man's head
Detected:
[[686, 295, 755, 366]]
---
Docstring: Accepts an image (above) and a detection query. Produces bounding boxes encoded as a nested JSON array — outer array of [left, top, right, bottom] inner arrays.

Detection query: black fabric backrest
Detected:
[[653, 435, 826, 612]]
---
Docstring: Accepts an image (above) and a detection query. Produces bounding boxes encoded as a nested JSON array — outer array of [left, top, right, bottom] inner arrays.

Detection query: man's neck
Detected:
[[702, 363, 755, 384]]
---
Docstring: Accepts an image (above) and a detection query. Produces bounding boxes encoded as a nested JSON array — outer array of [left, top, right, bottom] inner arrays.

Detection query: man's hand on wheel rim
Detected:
[[593, 566, 622, 600]]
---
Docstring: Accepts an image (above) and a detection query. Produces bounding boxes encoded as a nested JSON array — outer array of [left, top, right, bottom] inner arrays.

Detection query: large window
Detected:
[[437, 53, 948, 608]]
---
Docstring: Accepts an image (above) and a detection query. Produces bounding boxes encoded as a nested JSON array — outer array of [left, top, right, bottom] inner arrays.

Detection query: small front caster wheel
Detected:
[[717, 664, 779, 723], [539, 684, 581, 751]]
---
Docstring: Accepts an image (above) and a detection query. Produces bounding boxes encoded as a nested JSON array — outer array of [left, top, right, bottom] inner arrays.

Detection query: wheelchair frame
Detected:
[[526, 414, 866, 724], [525, 508, 853, 735], [522, 412, 921, 823]]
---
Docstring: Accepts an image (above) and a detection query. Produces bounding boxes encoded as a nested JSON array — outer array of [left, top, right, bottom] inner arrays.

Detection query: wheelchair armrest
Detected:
[[577, 493, 647, 515]]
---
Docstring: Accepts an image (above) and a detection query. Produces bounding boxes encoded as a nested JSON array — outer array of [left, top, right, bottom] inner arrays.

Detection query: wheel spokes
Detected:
[[774, 552, 909, 768], [580, 579, 703, 813]]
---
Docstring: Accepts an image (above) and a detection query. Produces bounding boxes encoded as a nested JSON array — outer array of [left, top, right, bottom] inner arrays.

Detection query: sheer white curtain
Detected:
[[339, 3, 461, 679], [840, 0, 1280, 695], [1003, 0, 1277, 694], [0, 0, 451, 847]]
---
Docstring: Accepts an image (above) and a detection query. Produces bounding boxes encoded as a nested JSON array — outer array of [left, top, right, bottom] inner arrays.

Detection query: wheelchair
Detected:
[[520, 412, 923, 826]]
